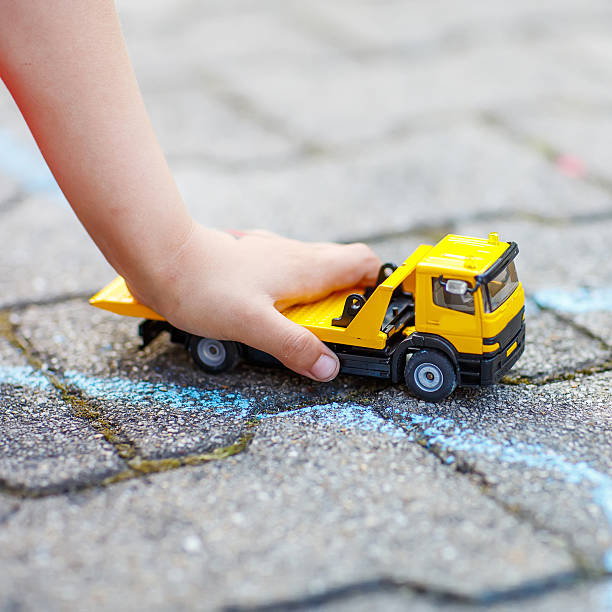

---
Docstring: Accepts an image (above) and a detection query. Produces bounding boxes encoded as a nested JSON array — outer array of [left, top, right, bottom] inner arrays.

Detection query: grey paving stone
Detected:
[[0, 196, 114, 308], [501, 105, 612, 184], [145, 87, 296, 166], [0, 169, 20, 207], [0, 336, 124, 492], [572, 312, 612, 348], [377, 373, 612, 566], [3, 2, 612, 610], [494, 578, 612, 612], [0, 493, 21, 525], [0, 416, 574, 611], [317, 592, 438, 612], [317, 578, 612, 612], [204, 38, 612, 147], [123, 5, 335, 100], [299, 0, 612, 54], [317, 577, 612, 612], [173, 122, 612, 243], [117, 1, 612, 148], [508, 308, 610, 382]]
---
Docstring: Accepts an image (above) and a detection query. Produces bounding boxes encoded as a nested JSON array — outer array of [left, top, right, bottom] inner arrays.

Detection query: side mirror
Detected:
[[444, 279, 469, 295]]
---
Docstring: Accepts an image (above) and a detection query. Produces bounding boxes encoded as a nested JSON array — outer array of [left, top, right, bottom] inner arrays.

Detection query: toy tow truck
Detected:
[[90, 233, 525, 402]]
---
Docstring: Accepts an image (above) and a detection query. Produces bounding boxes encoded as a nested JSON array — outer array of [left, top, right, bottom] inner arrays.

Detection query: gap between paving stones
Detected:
[[343, 207, 612, 246], [0, 500, 20, 526], [283, 3, 612, 66], [380, 402, 600, 580], [195, 67, 324, 159], [223, 570, 589, 612], [503, 306, 612, 386], [0, 190, 27, 215], [480, 111, 612, 198], [0, 291, 100, 313], [0, 311, 256, 498]]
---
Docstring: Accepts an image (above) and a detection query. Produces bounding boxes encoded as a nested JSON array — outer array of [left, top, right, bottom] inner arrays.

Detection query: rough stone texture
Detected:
[[508, 308, 610, 381], [0, 416, 574, 611], [146, 87, 296, 166], [377, 374, 612, 565], [1, 0, 612, 609], [314, 578, 612, 612], [0, 169, 19, 207], [173, 122, 612, 242], [572, 312, 612, 347], [0, 337, 124, 492], [0, 196, 113, 308], [502, 105, 612, 184]]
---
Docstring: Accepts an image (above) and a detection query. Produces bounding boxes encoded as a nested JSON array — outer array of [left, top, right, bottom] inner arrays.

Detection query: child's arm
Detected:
[[0, 1, 380, 381]]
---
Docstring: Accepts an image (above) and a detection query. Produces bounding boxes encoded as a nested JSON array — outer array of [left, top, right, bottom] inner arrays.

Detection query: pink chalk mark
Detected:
[[556, 154, 586, 178]]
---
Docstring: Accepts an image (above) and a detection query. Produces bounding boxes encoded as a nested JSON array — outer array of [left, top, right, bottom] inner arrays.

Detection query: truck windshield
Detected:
[[484, 261, 519, 312]]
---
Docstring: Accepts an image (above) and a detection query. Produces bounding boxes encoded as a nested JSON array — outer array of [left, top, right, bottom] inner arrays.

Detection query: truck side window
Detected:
[[432, 278, 475, 314]]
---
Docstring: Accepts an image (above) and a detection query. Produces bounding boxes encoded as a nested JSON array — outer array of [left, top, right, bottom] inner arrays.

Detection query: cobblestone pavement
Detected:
[[2, 1, 612, 610]]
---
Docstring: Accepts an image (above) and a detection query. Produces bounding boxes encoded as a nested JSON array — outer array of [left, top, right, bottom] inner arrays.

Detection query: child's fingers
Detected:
[[302, 243, 382, 293], [240, 306, 340, 382], [337, 242, 381, 285]]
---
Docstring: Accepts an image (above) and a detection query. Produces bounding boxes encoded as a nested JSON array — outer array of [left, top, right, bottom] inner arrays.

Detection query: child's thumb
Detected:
[[245, 307, 340, 382]]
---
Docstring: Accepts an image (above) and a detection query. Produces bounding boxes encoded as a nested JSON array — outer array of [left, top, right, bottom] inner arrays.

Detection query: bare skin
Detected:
[[0, 1, 380, 381]]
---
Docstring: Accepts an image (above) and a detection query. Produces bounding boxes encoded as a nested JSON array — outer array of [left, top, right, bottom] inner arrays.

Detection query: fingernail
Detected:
[[309, 354, 339, 381]]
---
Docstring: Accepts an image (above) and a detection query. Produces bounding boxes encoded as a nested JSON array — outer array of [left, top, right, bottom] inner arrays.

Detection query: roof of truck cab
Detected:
[[417, 234, 511, 277]]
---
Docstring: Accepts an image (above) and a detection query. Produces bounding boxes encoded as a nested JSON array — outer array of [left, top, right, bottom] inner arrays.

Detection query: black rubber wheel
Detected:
[[189, 337, 241, 373], [404, 349, 457, 402]]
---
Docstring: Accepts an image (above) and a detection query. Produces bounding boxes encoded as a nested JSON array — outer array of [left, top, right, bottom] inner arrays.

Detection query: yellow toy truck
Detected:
[[90, 232, 525, 402]]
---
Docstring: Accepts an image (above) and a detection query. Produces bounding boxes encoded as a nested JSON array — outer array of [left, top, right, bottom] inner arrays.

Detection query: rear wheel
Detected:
[[189, 337, 241, 373], [404, 349, 457, 402]]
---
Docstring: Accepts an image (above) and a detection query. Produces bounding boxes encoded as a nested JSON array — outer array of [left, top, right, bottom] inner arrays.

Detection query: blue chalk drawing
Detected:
[[0, 128, 62, 195], [63, 371, 407, 436], [533, 288, 612, 314], [63, 370, 253, 418], [0, 365, 51, 389], [261, 402, 408, 438], [2, 364, 612, 571]]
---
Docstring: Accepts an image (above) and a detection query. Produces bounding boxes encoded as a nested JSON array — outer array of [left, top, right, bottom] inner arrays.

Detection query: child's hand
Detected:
[[1, 2, 380, 383], [129, 225, 381, 382]]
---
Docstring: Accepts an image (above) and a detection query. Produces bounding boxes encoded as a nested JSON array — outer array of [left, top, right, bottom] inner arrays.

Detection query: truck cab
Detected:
[[90, 232, 525, 402]]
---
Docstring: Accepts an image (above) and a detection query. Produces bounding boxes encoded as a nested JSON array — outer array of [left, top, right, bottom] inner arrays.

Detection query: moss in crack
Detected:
[[101, 429, 256, 485], [1, 428, 257, 499], [0, 311, 42, 367], [502, 360, 612, 387], [58, 388, 137, 459]]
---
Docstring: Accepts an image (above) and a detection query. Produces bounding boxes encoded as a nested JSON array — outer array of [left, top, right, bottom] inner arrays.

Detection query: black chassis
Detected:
[[138, 308, 525, 388]]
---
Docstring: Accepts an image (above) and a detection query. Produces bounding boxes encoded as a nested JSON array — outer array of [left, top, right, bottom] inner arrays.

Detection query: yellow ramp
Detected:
[[89, 277, 165, 321]]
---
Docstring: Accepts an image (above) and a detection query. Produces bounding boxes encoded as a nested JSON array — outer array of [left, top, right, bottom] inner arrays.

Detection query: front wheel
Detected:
[[189, 337, 241, 373], [404, 349, 457, 402]]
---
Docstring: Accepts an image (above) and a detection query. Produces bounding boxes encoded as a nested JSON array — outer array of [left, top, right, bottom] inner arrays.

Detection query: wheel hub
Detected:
[[197, 339, 226, 367], [414, 363, 443, 392]]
